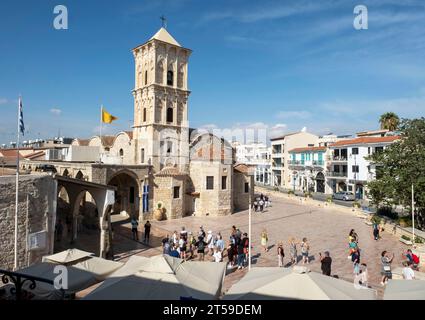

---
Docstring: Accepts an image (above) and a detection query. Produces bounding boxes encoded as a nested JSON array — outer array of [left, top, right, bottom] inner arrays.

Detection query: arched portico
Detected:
[[55, 175, 115, 258], [107, 170, 140, 219]]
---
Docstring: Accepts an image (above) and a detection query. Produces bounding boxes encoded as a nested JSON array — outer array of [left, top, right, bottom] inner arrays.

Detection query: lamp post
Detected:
[[412, 184, 415, 247]]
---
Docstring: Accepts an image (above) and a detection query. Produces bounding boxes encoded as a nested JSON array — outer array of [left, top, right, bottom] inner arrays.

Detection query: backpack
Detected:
[[412, 254, 420, 264]]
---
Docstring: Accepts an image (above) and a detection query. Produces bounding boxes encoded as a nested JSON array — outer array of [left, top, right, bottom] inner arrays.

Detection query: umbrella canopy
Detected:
[[73, 257, 124, 281], [84, 254, 226, 300], [384, 280, 425, 300], [17, 262, 98, 300], [42, 249, 94, 264], [223, 267, 377, 300]]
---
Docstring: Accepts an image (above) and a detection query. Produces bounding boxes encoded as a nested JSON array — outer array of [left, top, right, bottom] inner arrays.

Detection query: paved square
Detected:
[[111, 193, 410, 298]]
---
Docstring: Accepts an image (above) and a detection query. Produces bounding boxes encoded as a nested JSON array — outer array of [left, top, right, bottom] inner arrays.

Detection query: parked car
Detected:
[[332, 191, 355, 201]]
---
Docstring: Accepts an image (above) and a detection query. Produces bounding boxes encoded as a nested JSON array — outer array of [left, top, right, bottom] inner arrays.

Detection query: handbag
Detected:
[[383, 265, 391, 272]]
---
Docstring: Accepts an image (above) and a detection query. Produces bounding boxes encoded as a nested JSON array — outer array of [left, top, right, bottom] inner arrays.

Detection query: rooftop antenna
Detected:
[[160, 15, 167, 29]]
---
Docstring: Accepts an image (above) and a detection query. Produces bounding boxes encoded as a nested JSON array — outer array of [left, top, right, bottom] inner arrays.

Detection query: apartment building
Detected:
[[234, 142, 272, 186], [270, 131, 319, 187], [326, 134, 400, 199]]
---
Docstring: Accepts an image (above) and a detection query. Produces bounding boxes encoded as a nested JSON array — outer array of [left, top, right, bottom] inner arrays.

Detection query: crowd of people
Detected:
[[252, 193, 271, 212]]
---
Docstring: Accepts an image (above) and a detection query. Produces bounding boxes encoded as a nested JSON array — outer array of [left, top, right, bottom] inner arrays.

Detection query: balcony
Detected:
[[326, 171, 348, 178], [272, 153, 284, 158], [327, 156, 347, 162]]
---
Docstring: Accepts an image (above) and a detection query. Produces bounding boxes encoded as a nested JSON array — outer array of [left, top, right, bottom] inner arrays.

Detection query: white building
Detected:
[[326, 135, 400, 199], [234, 143, 272, 186], [270, 131, 319, 188]]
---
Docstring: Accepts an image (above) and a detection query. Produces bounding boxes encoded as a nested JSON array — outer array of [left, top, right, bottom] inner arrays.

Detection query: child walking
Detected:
[[261, 229, 269, 252]]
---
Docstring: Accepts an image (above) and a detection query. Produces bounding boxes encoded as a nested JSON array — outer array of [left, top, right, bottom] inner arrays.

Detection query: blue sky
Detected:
[[1, 0, 424, 145]]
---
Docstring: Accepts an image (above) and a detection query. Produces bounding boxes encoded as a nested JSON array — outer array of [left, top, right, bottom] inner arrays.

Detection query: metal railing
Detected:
[[0, 269, 65, 300], [326, 171, 347, 177]]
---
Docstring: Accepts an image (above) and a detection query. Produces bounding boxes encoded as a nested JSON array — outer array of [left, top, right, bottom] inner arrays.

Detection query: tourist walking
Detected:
[[381, 250, 394, 285], [319, 251, 332, 276], [199, 226, 206, 239], [131, 217, 139, 241], [236, 236, 246, 269], [216, 234, 225, 254], [372, 223, 380, 240], [261, 229, 269, 252], [289, 237, 298, 265], [179, 236, 187, 260], [144, 220, 151, 243], [259, 198, 265, 212], [277, 242, 285, 267], [227, 239, 235, 268], [206, 231, 215, 256], [195, 236, 207, 261], [187, 232, 196, 259], [242, 233, 250, 263], [300, 237, 310, 264], [349, 229, 359, 244]]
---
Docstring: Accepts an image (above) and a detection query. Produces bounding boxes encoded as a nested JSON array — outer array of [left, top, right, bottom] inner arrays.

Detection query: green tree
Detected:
[[367, 118, 425, 230], [379, 112, 400, 131]]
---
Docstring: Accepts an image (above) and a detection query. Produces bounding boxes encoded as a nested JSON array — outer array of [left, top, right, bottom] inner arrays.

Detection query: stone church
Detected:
[[37, 27, 254, 222]]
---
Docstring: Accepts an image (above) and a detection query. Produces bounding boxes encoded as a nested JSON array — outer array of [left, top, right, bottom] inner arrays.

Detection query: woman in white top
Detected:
[[402, 261, 415, 280], [213, 247, 222, 262]]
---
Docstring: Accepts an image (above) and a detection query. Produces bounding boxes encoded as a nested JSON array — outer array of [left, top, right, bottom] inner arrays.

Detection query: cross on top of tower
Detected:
[[160, 15, 167, 29]]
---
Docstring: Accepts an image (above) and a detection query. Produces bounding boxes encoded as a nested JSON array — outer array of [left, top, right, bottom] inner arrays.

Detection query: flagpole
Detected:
[[100, 105, 102, 163], [14, 96, 21, 271]]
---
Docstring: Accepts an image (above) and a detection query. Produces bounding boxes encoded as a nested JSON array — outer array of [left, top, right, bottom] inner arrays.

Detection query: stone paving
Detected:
[[108, 194, 413, 299]]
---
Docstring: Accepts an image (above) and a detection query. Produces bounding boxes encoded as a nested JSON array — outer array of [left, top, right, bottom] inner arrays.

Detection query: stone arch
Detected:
[[315, 172, 325, 193], [156, 58, 164, 84], [75, 170, 84, 180], [107, 170, 140, 219], [62, 168, 69, 177], [71, 189, 101, 255]]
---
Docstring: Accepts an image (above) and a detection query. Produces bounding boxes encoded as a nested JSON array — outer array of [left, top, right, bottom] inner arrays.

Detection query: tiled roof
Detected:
[[0, 149, 24, 159], [234, 163, 256, 175], [289, 146, 327, 153], [24, 150, 45, 160], [155, 166, 187, 177], [100, 136, 115, 147], [74, 139, 90, 146], [329, 136, 400, 147]]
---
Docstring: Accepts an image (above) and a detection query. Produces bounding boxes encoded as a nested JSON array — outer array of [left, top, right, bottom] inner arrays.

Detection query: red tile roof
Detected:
[[0, 149, 24, 159], [24, 150, 45, 160], [329, 136, 400, 147], [289, 146, 327, 153]]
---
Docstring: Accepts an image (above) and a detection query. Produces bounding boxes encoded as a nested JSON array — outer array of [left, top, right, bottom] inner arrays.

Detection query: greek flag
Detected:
[[19, 97, 25, 136]]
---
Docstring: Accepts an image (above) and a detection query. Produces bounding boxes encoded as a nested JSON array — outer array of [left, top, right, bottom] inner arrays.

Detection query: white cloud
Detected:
[[50, 108, 62, 115]]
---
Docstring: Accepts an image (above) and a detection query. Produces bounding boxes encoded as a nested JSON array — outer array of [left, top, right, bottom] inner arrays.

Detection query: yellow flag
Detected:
[[101, 107, 118, 124]]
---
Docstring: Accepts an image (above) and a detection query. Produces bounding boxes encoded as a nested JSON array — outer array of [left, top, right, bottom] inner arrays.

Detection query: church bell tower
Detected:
[[132, 26, 191, 173]]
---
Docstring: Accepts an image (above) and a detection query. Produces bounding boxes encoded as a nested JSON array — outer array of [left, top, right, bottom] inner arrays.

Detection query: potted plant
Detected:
[[326, 196, 333, 205], [153, 201, 166, 221], [400, 234, 413, 245]]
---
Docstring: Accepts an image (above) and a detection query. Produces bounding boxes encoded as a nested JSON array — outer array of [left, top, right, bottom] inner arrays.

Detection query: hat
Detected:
[[208, 230, 212, 234]]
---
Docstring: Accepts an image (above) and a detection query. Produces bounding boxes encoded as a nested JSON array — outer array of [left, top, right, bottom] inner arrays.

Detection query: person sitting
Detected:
[[404, 249, 420, 270], [402, 261, 415, 280]]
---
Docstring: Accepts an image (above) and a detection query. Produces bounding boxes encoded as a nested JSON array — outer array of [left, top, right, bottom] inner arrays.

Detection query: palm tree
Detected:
[[379, 112, 400, 131]]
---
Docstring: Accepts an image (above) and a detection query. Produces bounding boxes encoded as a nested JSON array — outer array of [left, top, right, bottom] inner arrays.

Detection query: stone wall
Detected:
[[0, 174, 57, 270], [189, 161, 233, 216], [152, 175, 186, 220], [233, 172, 254, 211]]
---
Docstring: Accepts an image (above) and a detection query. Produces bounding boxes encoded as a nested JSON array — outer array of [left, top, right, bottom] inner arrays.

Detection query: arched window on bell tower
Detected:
[[167, 70, 173, 86], [145, 70, 148, 85], [143, 108, 147, 122], [166, 107, 173, 123]]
